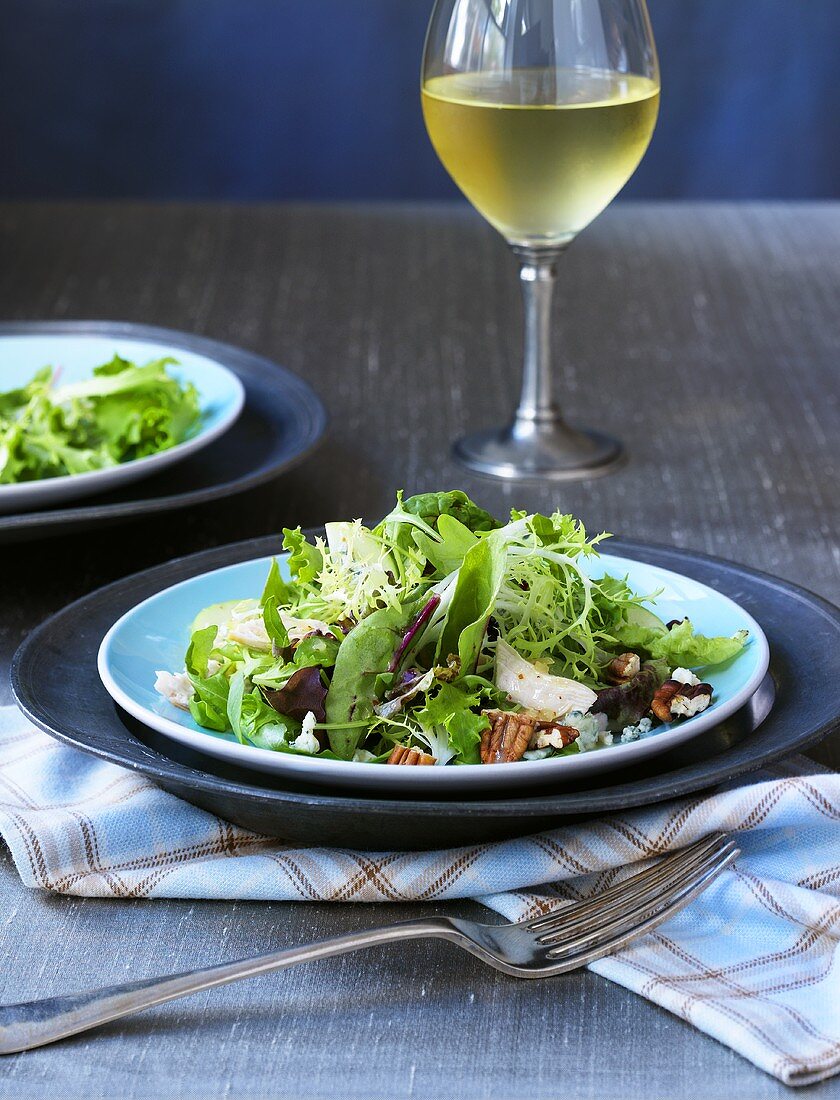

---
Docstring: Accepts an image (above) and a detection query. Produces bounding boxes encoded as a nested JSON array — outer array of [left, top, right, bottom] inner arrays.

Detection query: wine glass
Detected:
[[422, 0, 660, 480]]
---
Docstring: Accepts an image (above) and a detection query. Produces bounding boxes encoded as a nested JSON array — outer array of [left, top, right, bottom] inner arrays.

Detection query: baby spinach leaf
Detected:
[[437, 534, 506, 674], [325, 602, 419, 759], [411, 513, 479, 577], [401, 490, 500, 533]]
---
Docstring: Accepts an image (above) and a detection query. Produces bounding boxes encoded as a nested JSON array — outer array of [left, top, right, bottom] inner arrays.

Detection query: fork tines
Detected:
[[528, 833, 738, 968]]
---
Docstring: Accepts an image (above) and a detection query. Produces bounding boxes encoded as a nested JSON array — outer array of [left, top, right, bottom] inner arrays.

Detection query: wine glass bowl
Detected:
[[422, 0, 660, 480]]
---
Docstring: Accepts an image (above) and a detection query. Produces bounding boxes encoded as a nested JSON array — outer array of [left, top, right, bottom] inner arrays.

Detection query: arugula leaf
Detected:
[[325, 602, 419, 758], [188, 670, 231, 733], [261, 558, 294, 608], [262, 596, 290, 650]]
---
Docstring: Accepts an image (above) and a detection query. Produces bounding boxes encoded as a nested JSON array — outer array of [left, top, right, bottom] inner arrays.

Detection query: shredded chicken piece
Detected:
[[154, 670, 193, 711]]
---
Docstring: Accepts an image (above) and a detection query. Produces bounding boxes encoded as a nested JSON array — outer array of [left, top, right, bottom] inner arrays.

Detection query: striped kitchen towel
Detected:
[[0, 705, 838, 1085]]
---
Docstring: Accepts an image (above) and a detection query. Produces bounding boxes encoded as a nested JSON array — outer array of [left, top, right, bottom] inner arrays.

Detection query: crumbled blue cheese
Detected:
[[293, 712, 321, 755], [352, 749, 377, 763], [672, 667, 701, 686], [566, 710, 614, 753], [523, 748, 553, 761], [620, 717, 654, 743]]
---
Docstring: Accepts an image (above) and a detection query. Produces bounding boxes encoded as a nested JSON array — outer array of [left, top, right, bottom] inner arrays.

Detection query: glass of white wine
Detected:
[[422, 0, 660, 480]]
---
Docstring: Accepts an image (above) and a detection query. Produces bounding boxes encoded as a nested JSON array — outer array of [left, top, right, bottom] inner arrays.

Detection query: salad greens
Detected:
[[155, 490, 750, 767], [0, 356, 201, 484]]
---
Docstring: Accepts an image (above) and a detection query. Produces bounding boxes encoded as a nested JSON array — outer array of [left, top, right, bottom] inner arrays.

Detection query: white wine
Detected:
[[422, 68, 660, 246]]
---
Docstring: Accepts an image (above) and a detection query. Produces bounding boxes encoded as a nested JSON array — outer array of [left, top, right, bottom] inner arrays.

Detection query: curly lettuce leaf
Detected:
[[282, 528, 323, 585], [188, 670, 231, 733], [0, 356, 201, 483], [415, 682, 489, 764]]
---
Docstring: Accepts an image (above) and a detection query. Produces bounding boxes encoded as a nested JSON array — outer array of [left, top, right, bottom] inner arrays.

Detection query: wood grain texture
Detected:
[[0, 202, 838, 1098]]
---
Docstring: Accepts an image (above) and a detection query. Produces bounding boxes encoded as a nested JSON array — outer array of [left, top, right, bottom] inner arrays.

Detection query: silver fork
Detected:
[[0, 833, 737, 1054]]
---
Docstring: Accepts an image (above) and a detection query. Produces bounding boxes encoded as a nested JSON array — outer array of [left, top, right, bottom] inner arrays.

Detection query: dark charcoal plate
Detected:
[[0, 321, 327, 544], [12, 536, 840, 850]]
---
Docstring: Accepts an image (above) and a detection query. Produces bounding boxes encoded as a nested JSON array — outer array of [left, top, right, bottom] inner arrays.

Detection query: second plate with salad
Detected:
[[98, 491, 770, 793], [0, 330, 245, 512]]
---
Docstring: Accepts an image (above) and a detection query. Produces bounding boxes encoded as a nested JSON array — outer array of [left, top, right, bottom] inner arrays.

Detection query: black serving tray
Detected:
[[0, 321, 327, 544], [12, 536, 840, 850]]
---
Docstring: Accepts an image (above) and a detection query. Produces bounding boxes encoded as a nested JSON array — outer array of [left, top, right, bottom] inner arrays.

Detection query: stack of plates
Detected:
[[13, 535, 840, 850]]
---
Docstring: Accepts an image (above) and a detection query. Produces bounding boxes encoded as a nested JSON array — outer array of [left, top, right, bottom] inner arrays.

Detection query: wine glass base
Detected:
[[453, 420, 624, 482]]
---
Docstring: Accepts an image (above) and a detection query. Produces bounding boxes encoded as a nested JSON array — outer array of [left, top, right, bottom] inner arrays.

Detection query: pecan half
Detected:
[[671, 683, 713, 718], [652, 679, 713, 721], [387, 745, 436, 766], [534, 723, 580, 751], [480, 710, 536, 764], [605, 652, 641, 684], [651, 679, 682, 722]]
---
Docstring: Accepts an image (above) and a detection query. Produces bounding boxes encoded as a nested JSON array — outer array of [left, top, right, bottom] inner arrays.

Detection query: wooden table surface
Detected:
[[0, 201, 838, 1099]]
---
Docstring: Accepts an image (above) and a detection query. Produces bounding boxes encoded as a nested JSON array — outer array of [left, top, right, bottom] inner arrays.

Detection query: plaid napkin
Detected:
[[1, 707, 838, 1086]]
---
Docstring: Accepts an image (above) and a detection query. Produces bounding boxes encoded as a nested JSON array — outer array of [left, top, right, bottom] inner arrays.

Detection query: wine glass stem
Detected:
[[513, 246, 568, 430]]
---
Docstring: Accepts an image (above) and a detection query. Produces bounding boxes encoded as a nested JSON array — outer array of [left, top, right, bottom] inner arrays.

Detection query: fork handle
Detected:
[[0, 917, 455, 1055]]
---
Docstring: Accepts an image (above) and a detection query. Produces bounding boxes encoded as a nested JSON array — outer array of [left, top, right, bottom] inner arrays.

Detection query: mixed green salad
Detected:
[[155, 491, 749, 767], [0, 356, 201, 483]]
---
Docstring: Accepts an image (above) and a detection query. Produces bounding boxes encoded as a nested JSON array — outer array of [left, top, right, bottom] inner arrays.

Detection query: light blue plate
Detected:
[[98, 551, 771, 794], [0, 332, 244, 513]]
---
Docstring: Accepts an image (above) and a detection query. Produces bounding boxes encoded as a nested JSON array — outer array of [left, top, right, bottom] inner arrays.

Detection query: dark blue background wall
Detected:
[[2, 0, 838, 201]]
